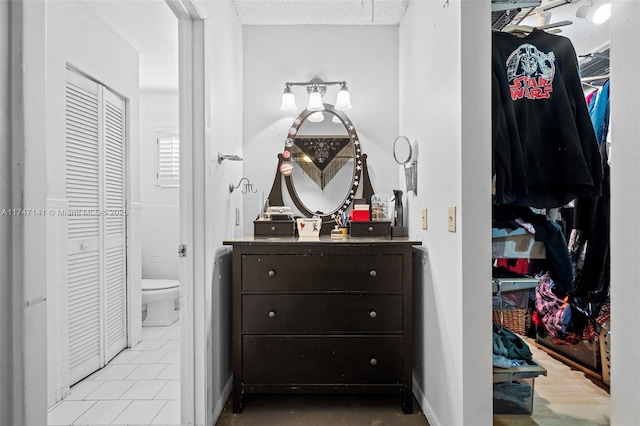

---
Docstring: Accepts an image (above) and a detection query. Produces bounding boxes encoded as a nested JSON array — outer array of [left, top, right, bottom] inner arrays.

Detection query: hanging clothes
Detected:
[[570, 81, 611, 320], [492, 29, 603, 209]]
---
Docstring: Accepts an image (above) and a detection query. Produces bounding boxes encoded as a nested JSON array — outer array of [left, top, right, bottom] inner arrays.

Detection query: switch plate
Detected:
[[235, 208, 240, 226], [421, 208, 428, 230], [447, 206, 456, 232]]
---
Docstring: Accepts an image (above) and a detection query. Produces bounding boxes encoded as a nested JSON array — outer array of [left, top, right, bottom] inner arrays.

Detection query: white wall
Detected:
[[399, 1, 492, 425], [139, 93, 180, 280], [0, 2, 15, 424], [202, 1, 243, 421], [242, 25, 400, 231], [610, 1, 640, 424], [45, 0, 141, 406]]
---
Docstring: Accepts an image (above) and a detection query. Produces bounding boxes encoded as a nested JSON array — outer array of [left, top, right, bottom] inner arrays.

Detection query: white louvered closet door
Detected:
[[103, 89, 127, 362], [66, 69, 127, 385]]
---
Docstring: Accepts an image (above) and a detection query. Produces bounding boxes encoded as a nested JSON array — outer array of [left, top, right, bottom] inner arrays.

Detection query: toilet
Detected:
[[141, 279, 180, 327]]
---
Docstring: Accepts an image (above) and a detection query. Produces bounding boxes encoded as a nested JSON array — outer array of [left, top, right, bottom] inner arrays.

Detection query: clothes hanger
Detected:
[[502, 20, 573, 36]]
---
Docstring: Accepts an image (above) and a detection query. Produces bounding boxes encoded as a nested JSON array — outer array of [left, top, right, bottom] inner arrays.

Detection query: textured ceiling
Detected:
[[233, 0, 409, 25], [80, 0, 609, 91]]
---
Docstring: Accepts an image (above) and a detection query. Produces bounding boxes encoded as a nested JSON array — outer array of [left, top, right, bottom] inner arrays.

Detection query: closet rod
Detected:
[[582, 74, 610, 83]]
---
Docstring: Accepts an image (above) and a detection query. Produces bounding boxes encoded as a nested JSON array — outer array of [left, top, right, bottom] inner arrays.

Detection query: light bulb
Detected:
[[591, 2, 611, 24], [576, 1, 611, 25]]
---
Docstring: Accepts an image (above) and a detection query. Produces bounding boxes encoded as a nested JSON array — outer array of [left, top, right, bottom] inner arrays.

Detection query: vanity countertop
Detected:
[[223, 235, 421, 246]]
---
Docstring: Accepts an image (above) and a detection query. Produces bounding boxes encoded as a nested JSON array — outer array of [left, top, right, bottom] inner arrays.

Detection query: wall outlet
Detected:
[[447, 206, 456, 232], [421, 208, 428, 230]]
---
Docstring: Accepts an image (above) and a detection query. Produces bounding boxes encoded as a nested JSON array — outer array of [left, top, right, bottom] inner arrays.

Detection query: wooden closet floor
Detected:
[[494, 339, 610, 425]]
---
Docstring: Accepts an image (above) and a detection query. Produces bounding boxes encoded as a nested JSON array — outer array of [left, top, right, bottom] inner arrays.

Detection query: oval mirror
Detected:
[[282, 104, 362, 218], [393, 136, 412, 165]]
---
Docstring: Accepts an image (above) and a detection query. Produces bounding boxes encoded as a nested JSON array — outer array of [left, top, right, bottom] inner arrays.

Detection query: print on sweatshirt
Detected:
[[506, 44, 555, 101]]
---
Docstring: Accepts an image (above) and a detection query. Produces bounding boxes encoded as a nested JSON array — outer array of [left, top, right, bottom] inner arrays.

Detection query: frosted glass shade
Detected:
[[307, 91, 324, 111], [335, 89, 352, 111], [280, 92, 297, 111]]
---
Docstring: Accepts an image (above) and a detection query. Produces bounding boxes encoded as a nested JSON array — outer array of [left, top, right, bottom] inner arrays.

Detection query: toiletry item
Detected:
[[392, 189, 404, 227], [331, 226, 343, 239]]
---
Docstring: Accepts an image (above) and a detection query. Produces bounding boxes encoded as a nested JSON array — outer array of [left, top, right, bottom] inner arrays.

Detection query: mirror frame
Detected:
[[267, 104, 374, 230]]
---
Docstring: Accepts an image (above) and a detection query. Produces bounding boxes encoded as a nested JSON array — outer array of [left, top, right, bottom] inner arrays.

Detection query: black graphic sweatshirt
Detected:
[[492, 29, 603, 208]]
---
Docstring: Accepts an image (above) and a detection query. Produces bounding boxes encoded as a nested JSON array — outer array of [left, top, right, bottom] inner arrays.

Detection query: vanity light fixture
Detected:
[[307, 84, 325, 111], [280, 85, 297, 111], [576, 0, 611, 25], [280, 77, 352, 112], [334, 82, 352, 111]]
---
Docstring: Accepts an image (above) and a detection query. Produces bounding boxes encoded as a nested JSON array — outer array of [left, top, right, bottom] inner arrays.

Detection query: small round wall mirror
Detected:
[[393, 136, 417, 195], [393, 136, 413, 165]]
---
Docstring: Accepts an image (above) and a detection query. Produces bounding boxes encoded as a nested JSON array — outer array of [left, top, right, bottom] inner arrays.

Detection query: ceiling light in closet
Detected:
[[576, 1, 611, 25], [279, 77, 352, 112]]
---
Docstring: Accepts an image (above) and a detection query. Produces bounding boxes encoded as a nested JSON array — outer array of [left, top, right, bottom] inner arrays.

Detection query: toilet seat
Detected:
[[142, 279, 180, 291]]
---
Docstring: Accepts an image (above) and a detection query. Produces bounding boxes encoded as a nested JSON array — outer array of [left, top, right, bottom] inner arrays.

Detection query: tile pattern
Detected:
[[48, 322, 180, 426]]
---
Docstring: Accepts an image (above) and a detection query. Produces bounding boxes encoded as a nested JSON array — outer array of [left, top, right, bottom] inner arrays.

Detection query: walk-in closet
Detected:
[[491, 0, 611, 421]]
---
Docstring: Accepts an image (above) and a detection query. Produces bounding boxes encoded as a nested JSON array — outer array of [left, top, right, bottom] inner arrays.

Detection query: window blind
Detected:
[[156, 130, 179, 186]]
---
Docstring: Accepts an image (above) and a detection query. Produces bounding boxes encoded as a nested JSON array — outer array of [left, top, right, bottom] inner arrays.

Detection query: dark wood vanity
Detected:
[[223, 236, 420, 414]]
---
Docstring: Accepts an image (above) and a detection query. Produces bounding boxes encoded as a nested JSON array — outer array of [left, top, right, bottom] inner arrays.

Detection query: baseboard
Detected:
[[211, 375, 233, 424], [413, 374, 441, 426]]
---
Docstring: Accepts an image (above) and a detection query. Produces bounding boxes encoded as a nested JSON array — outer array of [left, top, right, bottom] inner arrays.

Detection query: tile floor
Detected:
[[48, 321, 180, 426]]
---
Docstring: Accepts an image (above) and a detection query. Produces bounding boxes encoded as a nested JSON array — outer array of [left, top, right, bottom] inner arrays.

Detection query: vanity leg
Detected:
[[401, 391, 413, 414], [232, 392, 243, 413]]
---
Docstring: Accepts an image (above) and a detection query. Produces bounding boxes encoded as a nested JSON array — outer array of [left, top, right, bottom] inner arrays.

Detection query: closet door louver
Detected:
[[103, 90, 127, 362], [66, 69, 127, 384], [66, 72, 102, 384]]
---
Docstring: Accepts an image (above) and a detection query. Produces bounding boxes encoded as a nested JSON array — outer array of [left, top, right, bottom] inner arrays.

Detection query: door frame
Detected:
[[165, 0, 207, 424]]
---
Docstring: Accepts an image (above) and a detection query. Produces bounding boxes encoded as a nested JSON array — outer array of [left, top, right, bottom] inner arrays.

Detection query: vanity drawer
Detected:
[[253, 220, 295, 236], [349, 221, 391, 237], [242, 295, 402, 333], [242, 336, 403, 385], [241, 254, 402, 291]]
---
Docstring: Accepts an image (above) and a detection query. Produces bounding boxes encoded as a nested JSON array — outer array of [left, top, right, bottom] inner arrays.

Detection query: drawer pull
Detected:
[[369, 270, 377, 277], [370, 358, 378, 366], [270, 226, 276, 231], [268, 310, 276, 318], [268, 270, 276, 277], [369, 310, 377, 319], [368, 226, 374, 232]]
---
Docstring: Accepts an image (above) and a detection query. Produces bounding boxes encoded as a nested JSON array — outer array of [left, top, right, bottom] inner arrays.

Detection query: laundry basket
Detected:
[[493, 308, 528, 336]]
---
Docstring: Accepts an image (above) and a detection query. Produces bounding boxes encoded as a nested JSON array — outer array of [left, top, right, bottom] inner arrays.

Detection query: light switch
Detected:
[[421, 208, 428, 230], [447, 206, 456, 232]]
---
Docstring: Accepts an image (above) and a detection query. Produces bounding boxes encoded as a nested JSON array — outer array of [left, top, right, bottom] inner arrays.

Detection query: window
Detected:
[[156, 130, 179, 187]]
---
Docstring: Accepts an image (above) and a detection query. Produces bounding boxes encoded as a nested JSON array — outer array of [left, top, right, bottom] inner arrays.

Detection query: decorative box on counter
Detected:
[[253, 220, 295, 237], [492, 228, 546, 259], [350, 203, 370, 222], [349, 221, 391, 237]]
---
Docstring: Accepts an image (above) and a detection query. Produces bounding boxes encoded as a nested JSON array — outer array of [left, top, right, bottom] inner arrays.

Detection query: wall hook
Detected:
[[230, 177, 257, 194]]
